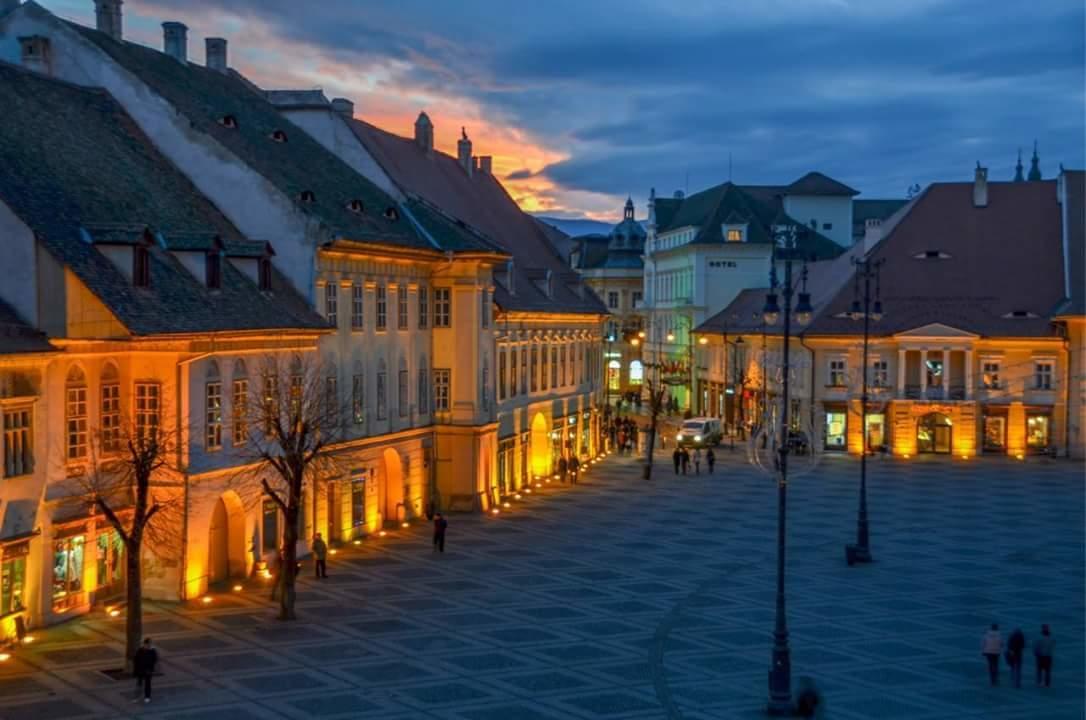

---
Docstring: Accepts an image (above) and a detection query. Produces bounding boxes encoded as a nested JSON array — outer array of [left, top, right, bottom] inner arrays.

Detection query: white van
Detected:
[[676, 417, 722, 448]]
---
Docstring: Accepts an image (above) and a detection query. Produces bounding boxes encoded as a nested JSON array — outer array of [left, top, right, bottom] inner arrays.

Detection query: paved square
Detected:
[[2, 450, 1082, 719]]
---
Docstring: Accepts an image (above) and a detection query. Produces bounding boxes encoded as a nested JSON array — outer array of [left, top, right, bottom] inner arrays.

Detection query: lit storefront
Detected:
[[824, 407, 847, 451]]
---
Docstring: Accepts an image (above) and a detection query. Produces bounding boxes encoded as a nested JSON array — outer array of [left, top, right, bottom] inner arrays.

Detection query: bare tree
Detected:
[[237, 353, 341, 620], [76, 405, 182, 674], [641, 375, 668, 480]]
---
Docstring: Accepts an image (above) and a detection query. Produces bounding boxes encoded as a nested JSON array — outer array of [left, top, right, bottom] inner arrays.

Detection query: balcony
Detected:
[[902, 384, 966, 401]]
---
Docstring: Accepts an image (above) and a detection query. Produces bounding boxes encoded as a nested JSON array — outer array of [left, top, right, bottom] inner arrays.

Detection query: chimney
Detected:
[[205, 37, 227, 72], [330, 98, 354, 119], [94, 0, 123, 40], [863, 218, 882, 253], [973, 162, 988, 208], [414, 111, 433, 153], [162, 21, 188, 63], [457, 127, 473, 177], [479, 156, 492, 175]]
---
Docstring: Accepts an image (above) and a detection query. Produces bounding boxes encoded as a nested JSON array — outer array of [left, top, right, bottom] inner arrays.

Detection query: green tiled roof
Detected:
[[0, 61, 325, 336]]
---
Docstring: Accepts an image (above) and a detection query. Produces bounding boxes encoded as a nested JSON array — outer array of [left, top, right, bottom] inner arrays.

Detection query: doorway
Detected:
[[917, 413, 952, 454], [529, 412, 550, 478], [207, 491, 246, 584], [382, 448, 405, 526]]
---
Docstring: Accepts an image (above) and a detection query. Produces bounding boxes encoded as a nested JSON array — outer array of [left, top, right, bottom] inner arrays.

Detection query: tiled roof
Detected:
[[852, 199, 909, 244], [655, 182, 843, 260], [1057, 170, 1084, 317], [347, 118, 606, 315], [785, 171, 860, 197], [0, 298, 55, 354], [70, 22, 442, 253], [808, 180, 1064, 338], [0, 61, 325, 336]]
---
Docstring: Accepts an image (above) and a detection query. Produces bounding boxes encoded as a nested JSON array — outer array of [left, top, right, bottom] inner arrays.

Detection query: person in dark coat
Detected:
[[981, 623, 1003, 686], [432, 513, 448, 553], [312, 533, 328, 578], [706, 447, 716, 474], [672, 448, 681, 474], [1033, 624, 1054, 687], [680, 447, 690, 475], [1007, 627, 1026, 688], [569, 456, 580, 484], [132, 637, 158, 704]]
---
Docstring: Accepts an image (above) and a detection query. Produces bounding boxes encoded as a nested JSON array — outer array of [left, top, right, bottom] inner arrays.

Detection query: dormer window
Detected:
[[270, 129, 288, 143], [1002, 310, 1039, 319], [205, 251, 222, 289], [914, 250, 952, 260], [218, 114, 238, 129], [384, 207, 399, 221], [258, 257, 272, 291], [133, 245, 150, 287], [300, 190, 316, 204], [346, 199, 364, 214], [723, 223, 746, 243]]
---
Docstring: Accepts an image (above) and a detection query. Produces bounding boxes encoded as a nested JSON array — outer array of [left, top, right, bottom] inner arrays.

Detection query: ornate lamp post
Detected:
[[763, 223, 813, 716], [845, 257, 884, 566]]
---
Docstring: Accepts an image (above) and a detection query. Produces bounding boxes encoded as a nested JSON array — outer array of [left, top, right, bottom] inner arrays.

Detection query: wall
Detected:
[[782, 195, 853, 248], [0, 198, 37, 325]]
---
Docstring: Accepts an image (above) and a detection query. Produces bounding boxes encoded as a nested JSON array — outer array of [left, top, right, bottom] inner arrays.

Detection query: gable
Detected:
[[894, 323, 978, 339]]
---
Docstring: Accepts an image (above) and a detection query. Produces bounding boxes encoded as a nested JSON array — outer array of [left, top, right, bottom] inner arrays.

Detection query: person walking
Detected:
[[680, 447, 690, 475], [981, 623, 1003, 686], [132, 637, 158, 704], [1033, 624, 1054, 687], [569, 455, 580, 484], [558, 455, 568, 483], [1007, 627, 1026, 688], [706, 447, 716, 474], [312, 533, 328, 579], [672, 447, 681, 474], [432, 513, 448, 553], [693, 448, 702, 475]]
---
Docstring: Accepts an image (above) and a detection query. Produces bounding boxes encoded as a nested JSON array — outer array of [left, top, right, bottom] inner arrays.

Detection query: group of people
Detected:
[[556, 454, 582, 483], [610, 416, 641, 454], [981, 623, 1055, 688], [672, 445, 715, 475]]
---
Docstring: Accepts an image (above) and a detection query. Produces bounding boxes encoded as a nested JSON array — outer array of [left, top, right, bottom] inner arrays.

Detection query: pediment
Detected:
[[894, 323, 978, 339]]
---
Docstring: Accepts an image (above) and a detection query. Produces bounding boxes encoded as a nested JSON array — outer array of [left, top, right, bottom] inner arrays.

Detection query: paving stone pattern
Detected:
[[1, 451, 1082, 719]]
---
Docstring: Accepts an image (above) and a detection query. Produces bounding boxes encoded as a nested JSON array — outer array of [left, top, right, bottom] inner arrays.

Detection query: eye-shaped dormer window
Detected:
[[270, 129, 288, 143], [346, 199, 364, 214], [299, 190, 316, 204], [384, 207, 400, 221], [218, 114, 238, 129]]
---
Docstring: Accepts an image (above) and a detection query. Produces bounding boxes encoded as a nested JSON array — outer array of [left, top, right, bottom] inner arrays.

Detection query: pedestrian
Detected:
[[693, 448, 701, 474], [672, 447, 681, 474], [981, 623, 1003, 686], [312, 532, 328, 579], [1007, 627, 1026, 688], [432, 512, 448, 553], [558, 455, 568, 482], [1033, 624, 1053, 687], [794, 676, 822, 719], [706, 447, 716, 474], [569, 455, 580, 484], [132, 637, 158, 704]]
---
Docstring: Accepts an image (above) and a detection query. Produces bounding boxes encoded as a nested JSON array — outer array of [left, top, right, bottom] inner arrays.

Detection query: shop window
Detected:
[[824, 411, 846, 451], [1027, 415, 1050, 450], [262, 499, 279, 552], [52, 535, 85, 611], [865, 413, 886, 450], [1, 547, 27, 615], [96, 529, 125, 595], [351, 474, 366, 530], [983, 415, 1006, 451]]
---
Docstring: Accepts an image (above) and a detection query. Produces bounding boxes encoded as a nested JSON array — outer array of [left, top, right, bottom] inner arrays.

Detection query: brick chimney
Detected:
[[163, 22, 187, 63], [94, 0, 123, 40], [863, 218, 882, 253], [973, 162, 988, 208], [414, 111, 433, 153], [457, 127, 473, 177], [478, 156, 493, 175], [330, 98, 354, 119], [205, 37, 227, 72]]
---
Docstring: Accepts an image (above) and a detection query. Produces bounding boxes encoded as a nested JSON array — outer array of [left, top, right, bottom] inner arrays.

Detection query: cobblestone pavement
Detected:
[[2, 450, 1083, 720]]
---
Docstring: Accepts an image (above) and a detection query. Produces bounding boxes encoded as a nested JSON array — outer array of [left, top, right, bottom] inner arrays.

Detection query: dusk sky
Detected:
[[50, 0, 1085, 221]]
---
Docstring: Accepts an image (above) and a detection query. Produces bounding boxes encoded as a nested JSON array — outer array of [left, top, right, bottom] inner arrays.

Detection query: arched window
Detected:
[[232, 360, 248, 446], [100, 362, 121, 452], [629, 360, 644, 385], [66, 366, 87, 460], [206, 360, 223, 451], [607, 360, 621, 392]]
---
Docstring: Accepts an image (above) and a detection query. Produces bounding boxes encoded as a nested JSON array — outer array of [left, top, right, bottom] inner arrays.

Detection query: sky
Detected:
[[48, 0, 1085, 221]]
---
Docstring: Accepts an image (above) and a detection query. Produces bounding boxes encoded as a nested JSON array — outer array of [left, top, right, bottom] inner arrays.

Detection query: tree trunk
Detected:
[[124, 539, 142, 674], [278, 501, 298, 621]]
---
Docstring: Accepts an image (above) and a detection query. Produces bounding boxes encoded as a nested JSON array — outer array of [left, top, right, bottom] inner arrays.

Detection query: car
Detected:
[[676, 417, 722, 448]]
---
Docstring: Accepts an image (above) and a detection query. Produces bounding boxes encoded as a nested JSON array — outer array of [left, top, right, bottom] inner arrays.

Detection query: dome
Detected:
[[609, 197, 646, 250]]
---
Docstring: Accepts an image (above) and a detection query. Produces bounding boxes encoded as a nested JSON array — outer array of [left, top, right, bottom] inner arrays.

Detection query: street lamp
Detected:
[[763, 222, 812, 716], [845, 257, 885, 567]]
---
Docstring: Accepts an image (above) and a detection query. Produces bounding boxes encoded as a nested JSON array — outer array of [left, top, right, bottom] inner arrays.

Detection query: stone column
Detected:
[[898, 348, 906, 397], [965, 349, 974, 400], [944, 349, 952, 399]]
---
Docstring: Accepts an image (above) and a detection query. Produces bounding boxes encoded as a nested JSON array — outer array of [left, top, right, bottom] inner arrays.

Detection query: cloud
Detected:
[[45, 0, 1085, 219]]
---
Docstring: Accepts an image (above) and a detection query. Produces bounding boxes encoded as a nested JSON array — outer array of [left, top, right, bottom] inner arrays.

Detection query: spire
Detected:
[[1028, 140, 1042, 181], [623, 196, 634, 220], [1013, 148, 1024, 182]]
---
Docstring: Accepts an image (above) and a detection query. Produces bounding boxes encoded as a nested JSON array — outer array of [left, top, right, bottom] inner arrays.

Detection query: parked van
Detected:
[[676, 417, 722, 447]]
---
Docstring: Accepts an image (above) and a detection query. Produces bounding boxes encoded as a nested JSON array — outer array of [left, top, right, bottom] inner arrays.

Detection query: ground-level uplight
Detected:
[[0, 652, 10, 662], [379, 530, 388, 537], [401, 522, 410, 528], [352, 539, 361, 545], [109, 608, 121, 617], [201, 596, 213, 604], [232, 584, 243, 592], [490, 508, 500, 515], [21, 635, 34, 644], [329, 549, 338, 555]]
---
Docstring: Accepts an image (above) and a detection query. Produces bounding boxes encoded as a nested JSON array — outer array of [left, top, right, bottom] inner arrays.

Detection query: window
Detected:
[[825, 411, 847, 450], [481, 289, 490, 329], [206, 252, 222, 289], [232, 377, 248, 445], [481, 359, 490, 410], [982, 361, 1001, 389], [271, 129, 289, 143], [531, 347, 539, 392], [560, 345, 567, 386], [397, 285, 408, 330], [259, 257, 273, 291], [351, 284, 364, 330], [262, 374, 279, 435], [433, 369, 451, 412], [828, 359, 847, 387], [66, 368, 87, 460], [325, 375, 338, 427], [1, 549, 27, 615], [52, 535, 85, 610], [541, 345, 549, 391], [262, 499, 278, 551], [351, 474, 366, 529], [324, 283, 337, 327], [499, 350, 507, 400], [96, 530, 124, 593], [135, 383, 160, 439], [1027, 414, 1050, 449], [726, 228, 743, 242], [925, 359, 943, 387], [632, 291, 642, 306], [629, 360, 644, 385], [608, 360, 620, 391], [510, 348, 518, 398], [398, 367, 409, 416], [434, 288, 451, 327], [299, 190, 316, 204], [417, 366, 429, 415], [822, 223, 833, 230], [133, 245, 150, 287], [376, 285, 387, 330], [3, 407, 32, 478], [100, 379, 120, 453], [551, 346, 558, 388], [607, 291, 619, 309], [418, 286, 429, 329], [376, 365, 387, 420], [351, 373, 365, 424], [871, 360, 888, 387], [1034, 361, 1053, 390], [206, 380, 223, 450], [520, 348, 528, 394]]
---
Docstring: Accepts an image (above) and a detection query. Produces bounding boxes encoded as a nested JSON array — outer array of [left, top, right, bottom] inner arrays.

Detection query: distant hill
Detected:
[[533, 215, 614, 238]]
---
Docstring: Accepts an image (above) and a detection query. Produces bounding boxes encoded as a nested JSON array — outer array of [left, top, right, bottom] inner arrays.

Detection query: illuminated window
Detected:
[[66, 367, 87, 460], [100, 364, 121, 453], [1, 550, 27, 615], [629, 360, 644, 385], [726, 228, 743, 242], [607, 360, 621, 391], [982, 361, 1001, 389], [52, 535, 85, 611], [1027, 414, 1050, 449], [3, 407, 32, 478], [324, 283, 338, 327], [1034, 361, 1053, 390], [433, 288, 451, 327], [433, 369, 451, 411]]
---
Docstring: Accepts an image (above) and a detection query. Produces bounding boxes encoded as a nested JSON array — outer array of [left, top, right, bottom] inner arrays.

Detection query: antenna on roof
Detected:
[[728, 153, 732, 182], [685, 168, 689, 195]]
